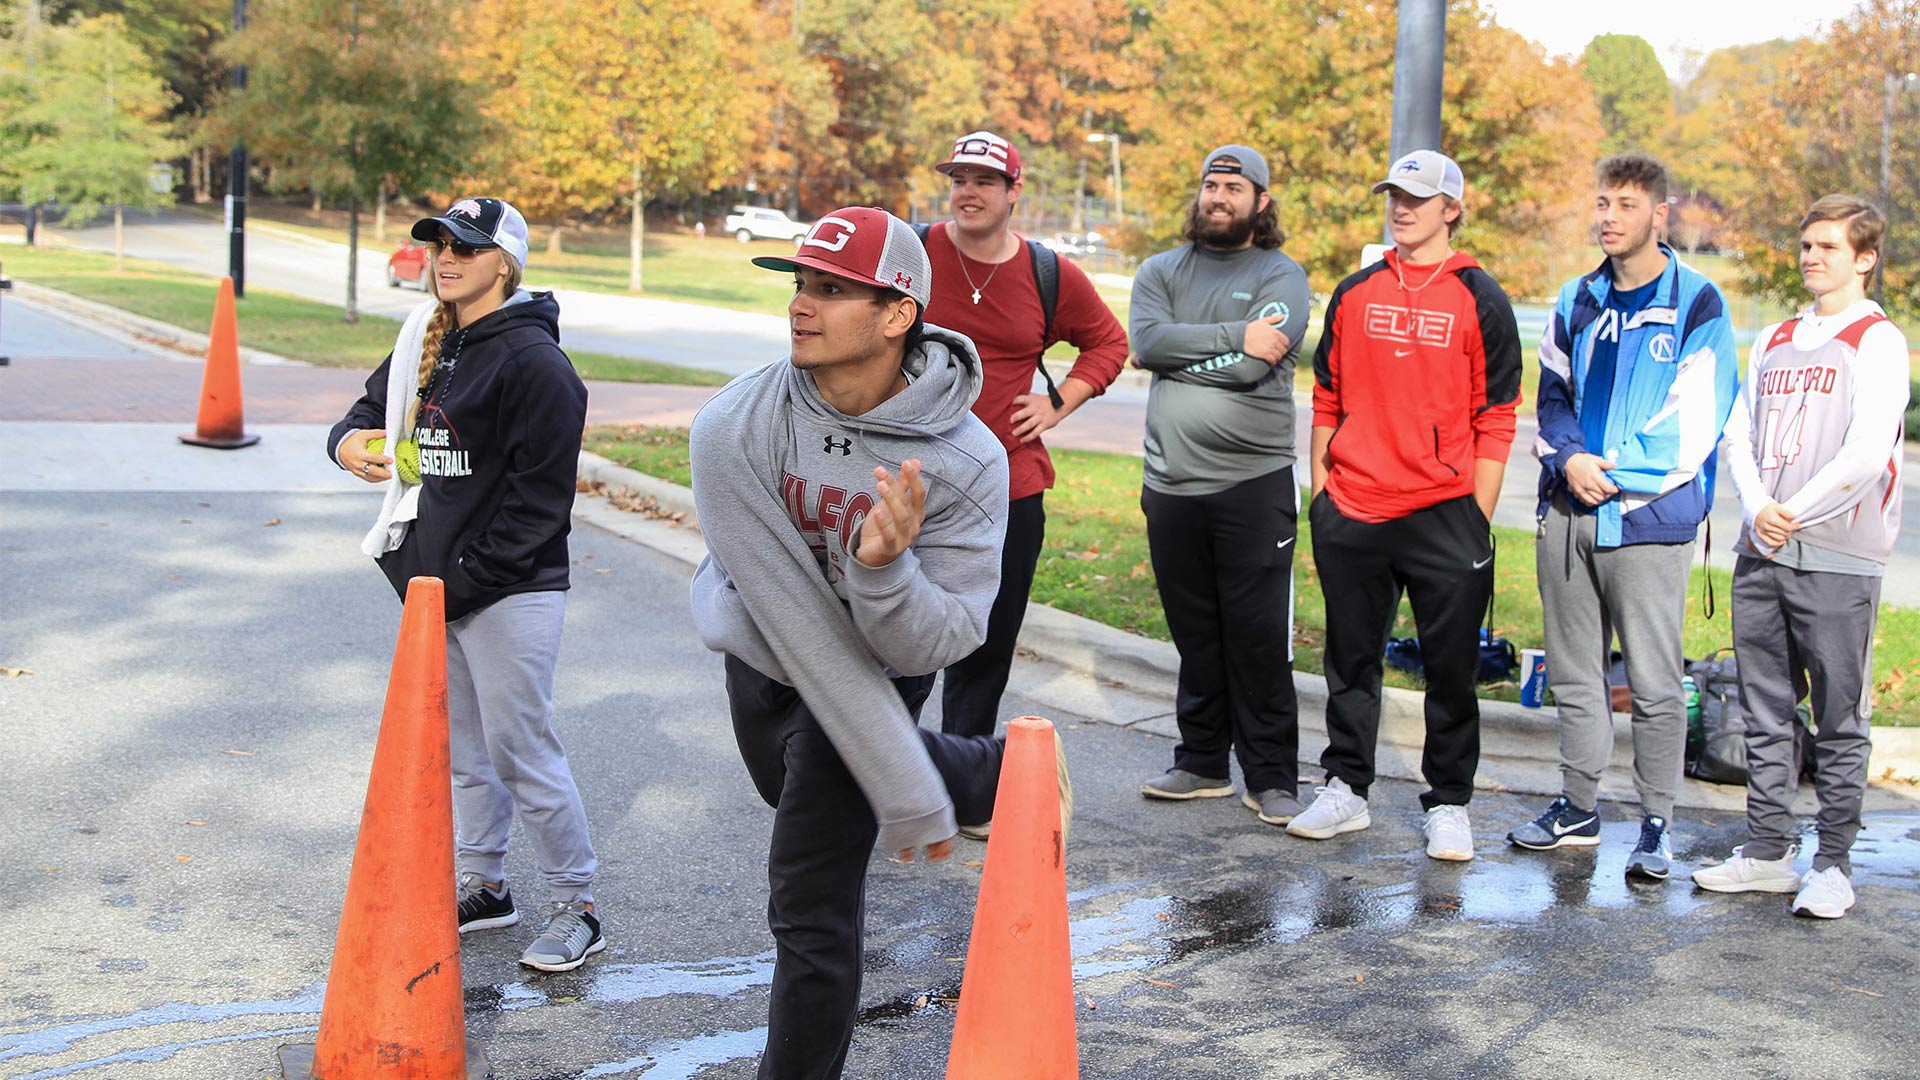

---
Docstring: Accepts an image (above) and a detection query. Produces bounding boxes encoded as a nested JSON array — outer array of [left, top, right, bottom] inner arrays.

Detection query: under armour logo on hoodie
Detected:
[[823, 435, 853, 456]]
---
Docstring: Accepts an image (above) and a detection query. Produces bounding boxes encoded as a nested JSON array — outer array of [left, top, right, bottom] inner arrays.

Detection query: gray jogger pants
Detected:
[[1732, 557, 1879, 874], [447, 590, 598, 904], [1537, 498, 1694, 820]]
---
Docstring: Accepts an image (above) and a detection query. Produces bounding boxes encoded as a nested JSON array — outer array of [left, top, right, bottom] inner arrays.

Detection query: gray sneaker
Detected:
[[1142, 768, 1234, 800], [957, 822, 991, 841], [1241, 788, 1304, 825], [1624, 814, 1673, 881], [519, 901, 605, 972]]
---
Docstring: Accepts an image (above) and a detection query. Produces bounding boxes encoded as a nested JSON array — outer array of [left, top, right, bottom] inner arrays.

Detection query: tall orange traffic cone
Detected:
[[946, 716, 1077, 1079], [179, 275, 259, 449], [278, 578, 490, 1080]]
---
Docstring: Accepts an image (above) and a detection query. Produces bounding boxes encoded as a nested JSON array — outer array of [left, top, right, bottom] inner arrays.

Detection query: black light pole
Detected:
[[1385, 0, 1447, 241], [228, 0, 248, 298]]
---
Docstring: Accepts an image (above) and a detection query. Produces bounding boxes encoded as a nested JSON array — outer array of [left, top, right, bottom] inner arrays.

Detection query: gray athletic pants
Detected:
[[447, 590, 597, 904], [1537, 498, 1693, 820], [1732, 557, 1879, 874]]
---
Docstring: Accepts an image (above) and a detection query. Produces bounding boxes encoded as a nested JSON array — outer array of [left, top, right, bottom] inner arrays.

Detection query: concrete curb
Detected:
[[10, 279, 304, 367], [572, 454, 1920, 806]]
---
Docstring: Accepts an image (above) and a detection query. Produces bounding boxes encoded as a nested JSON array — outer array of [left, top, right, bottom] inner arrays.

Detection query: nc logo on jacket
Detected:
[[1648, 332, 1677, 363]]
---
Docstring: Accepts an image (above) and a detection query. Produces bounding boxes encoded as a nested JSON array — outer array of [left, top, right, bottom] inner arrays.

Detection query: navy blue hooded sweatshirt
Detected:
[[329, 291, 588, 621]]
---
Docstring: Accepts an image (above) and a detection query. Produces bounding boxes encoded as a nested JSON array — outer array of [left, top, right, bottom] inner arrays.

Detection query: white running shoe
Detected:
[[1422, 804, 1474, 861], [1285, 777, 1370, 840], [1691, 846, 1800, 894], [1791, 866, 1856, 919]]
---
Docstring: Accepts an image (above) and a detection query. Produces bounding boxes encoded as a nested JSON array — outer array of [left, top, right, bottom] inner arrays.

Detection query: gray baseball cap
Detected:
[[1200, 145, 1269, 191], [1372, 150, 1465, 200]]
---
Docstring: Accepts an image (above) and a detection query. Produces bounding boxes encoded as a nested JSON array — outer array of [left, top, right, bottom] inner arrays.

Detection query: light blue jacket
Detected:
[[1534, 246, 1740, 547]]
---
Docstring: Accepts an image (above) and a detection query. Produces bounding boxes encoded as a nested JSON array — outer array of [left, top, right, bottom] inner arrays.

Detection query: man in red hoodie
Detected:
[[917, 131, 1129, 837], [1287, 150, 1522, 861]]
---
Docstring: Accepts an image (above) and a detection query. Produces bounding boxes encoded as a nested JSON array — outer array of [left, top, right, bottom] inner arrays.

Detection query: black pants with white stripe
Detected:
[[1312, 492, 1491, 809], [1140, 467, 1300, 795]]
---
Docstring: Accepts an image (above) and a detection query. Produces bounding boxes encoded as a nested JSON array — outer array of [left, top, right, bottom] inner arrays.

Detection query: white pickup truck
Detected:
[[723, 205, 811, 243]]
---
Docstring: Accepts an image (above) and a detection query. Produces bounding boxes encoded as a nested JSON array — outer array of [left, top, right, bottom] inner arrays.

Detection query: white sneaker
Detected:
[[1791, 866, 1856, 919], [1691, 845, 1800, 894], [1422, 805, 1474, 861], [1285, 777, 1370, 840]]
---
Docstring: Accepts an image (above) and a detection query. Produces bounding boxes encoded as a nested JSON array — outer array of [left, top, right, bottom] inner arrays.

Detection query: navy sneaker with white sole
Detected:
[[1507, 795, 1601, 850]]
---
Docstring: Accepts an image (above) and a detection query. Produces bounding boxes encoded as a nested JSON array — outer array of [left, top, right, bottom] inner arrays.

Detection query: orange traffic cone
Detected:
[[278, 578, 489, 1079], [179, 275, 259, 449], [946, 716, 1077, 1079]]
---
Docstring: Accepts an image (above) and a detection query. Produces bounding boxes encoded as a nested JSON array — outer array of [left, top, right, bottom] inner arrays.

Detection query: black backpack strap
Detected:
[[912, 222, 932, 243], [1025, 238, 1064, 409]]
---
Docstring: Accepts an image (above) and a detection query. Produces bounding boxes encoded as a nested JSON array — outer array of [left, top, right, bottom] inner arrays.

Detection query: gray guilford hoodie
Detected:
[[688, 325, 1010, 853]]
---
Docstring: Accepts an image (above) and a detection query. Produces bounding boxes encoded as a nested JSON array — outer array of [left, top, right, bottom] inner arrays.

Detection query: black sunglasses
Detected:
[[430, 237, 488, 258]]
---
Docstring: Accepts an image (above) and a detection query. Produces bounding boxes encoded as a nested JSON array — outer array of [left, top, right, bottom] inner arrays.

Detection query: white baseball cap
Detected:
[[1372, 150, 1465, 201]]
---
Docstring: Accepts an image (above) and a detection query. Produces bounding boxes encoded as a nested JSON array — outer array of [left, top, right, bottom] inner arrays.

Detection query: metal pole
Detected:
[[228, 0, 248, 298], [1881, 73, 1895, 306], [1110, 138, 1123, 223], [1386, 0, 1447, 242]]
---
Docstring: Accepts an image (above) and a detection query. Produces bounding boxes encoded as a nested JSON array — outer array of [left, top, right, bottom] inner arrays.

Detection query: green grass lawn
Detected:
[[1, 245, 729, 386], [584, 425, 1920, 722]]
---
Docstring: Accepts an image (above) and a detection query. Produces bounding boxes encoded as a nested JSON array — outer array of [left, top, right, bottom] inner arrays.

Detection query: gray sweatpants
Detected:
[[1537, 498, 1693, 820], [447, 590, 597, 904], [1732, 557, 1879, 874]]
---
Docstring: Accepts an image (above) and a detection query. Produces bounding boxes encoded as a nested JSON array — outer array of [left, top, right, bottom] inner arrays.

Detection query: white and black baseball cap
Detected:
[[751, 206, 932, 309], [411, 197, 531, 268], [1373, 150, 1465, 201]]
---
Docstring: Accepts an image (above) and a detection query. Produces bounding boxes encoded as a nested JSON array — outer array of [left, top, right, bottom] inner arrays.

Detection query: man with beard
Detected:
[[917, 133, 1127, 831], [1507, 152, 1738, 881], [1290, 150, 1521, 861], [1130, 145, 1312, 828]]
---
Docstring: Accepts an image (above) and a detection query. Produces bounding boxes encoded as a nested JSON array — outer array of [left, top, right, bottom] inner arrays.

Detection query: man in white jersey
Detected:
[[1692, 195, 1909, 919]]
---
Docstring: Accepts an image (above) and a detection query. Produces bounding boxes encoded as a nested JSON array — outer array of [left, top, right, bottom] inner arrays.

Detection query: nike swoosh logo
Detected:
[[1395, 348, 1415, 357], [1472, 555, 1493, 569], [1552, 817, 1596, 835], [1277, 537, 1295, 549]]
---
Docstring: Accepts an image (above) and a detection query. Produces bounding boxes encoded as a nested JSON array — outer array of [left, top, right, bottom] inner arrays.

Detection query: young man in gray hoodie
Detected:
[[689, 206, 1062, 1080]]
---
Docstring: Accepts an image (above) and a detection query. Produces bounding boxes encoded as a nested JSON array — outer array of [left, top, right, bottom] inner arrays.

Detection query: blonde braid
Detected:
[[405, 302, 455, 433]]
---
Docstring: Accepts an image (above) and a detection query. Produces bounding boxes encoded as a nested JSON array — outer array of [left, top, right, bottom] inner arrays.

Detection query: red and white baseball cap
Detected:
[[934, 130, 1022, 182], [751, 207, 932, 309]]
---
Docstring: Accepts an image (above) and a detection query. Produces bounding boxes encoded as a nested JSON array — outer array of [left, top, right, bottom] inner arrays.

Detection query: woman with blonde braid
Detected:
[[329, 197, 604, 972]]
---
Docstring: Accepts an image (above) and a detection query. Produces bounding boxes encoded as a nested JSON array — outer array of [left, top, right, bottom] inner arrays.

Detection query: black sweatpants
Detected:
[[1311, 492, 1490, 809], [941, 493, 1046, 737], [1140, 467, 1300, 795], [725, 656, 1003, 1080]]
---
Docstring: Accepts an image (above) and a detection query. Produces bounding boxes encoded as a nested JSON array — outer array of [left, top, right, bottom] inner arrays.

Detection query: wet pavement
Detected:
[[6, 489, 1920, 1079]]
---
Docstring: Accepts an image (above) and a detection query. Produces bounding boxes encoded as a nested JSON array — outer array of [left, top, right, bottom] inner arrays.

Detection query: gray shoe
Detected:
[[957, 822, 991, 841], [1241, 788, 1304, 825], [1142, 768, 1234, 800], [519, 900, 605, 972], [1624, 814, 1673, 882]]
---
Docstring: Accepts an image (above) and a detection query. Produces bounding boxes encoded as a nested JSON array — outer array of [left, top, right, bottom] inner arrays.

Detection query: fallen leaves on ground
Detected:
[[2, 667, 34, 678]]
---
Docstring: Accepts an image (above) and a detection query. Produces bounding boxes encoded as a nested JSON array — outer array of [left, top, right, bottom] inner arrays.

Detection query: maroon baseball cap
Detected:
[[751, 207, 932, 308], [933, 130, 1022, 182]]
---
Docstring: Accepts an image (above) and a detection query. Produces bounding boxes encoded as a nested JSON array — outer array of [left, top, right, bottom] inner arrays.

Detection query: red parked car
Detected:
[[387, 240, 430, 289]]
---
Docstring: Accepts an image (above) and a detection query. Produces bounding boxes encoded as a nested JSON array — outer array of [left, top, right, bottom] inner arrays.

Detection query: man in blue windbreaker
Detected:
[[1507, 152, 1739, 881]]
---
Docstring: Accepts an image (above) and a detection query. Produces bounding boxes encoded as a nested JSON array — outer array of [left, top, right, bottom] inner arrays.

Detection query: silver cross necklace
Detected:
[[956, 250, 1002, 305]]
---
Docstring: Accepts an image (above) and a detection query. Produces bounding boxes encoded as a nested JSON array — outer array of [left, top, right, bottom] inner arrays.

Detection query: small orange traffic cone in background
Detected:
[[278, 578, 490, 1080], [946, 715, 1077, 1079], [179, 275, 259, 449]]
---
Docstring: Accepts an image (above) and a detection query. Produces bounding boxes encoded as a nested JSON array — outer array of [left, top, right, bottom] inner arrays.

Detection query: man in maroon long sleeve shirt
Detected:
[[919, 131, 1128, 834]]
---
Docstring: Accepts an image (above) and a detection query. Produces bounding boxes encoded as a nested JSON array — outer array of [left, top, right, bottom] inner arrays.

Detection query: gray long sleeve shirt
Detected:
[[688, 326, 1010, 853], [1130, 243, 1311, 495]]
